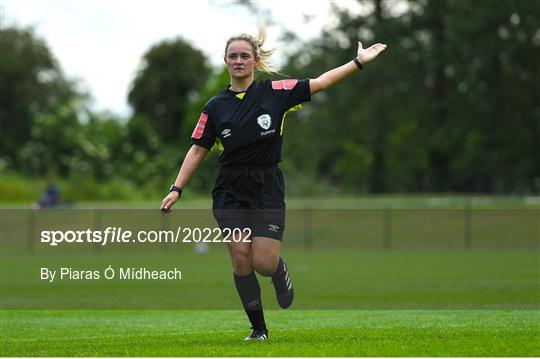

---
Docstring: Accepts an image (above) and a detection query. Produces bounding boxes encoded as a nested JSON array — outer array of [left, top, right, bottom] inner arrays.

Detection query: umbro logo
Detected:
[[221, 129, 232, 138], [268, 224, 280, 232]]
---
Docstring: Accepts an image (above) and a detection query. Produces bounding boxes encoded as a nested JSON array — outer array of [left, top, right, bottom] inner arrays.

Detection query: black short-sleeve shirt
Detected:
[[191, 79, 311, 167]]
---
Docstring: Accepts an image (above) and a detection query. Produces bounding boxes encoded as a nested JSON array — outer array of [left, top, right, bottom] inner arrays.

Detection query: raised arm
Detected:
[[309, 42, 387, 95], [160, 144, 209, 212]]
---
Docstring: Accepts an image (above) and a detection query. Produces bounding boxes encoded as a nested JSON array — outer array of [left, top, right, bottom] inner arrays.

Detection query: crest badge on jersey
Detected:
[[257, 114, 272, 130]]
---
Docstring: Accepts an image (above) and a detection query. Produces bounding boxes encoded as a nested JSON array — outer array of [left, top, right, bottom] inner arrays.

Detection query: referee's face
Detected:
[[225, 40, 258, 80]]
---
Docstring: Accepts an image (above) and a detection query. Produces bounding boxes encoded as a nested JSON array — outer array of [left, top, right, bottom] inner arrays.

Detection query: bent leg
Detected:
[[251, 236, 281, 276], [252, 236, 294, 309]]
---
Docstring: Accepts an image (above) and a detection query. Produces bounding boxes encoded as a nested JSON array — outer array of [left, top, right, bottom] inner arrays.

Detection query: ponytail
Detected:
[[225, 21, 279, 74]]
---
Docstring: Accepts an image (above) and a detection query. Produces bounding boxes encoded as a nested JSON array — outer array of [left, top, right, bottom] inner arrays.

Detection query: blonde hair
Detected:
[[224, 22, 279, 74]]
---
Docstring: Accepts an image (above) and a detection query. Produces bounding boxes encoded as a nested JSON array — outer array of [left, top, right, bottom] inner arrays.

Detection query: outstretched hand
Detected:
[[357, 42, 388, 65]]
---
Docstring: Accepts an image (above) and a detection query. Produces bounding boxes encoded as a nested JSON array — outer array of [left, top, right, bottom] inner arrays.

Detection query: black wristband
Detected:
[[169, 185, 183, 195], [353, 57, 364, 70]]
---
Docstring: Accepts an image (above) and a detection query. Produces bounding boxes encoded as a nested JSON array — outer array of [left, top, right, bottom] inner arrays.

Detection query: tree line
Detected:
[[1, 0, 539, 197]]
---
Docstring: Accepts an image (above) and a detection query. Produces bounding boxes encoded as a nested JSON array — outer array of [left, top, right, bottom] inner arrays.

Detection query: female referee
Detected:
[[161, 24, 387, 340]]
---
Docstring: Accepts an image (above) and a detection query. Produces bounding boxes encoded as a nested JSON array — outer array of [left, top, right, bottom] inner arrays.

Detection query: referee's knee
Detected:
[[231, 251, 252, 275], [252, 257, 278, 277]]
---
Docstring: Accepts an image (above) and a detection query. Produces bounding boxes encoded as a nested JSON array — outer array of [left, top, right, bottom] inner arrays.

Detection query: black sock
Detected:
[[233, 272, 266, 330]]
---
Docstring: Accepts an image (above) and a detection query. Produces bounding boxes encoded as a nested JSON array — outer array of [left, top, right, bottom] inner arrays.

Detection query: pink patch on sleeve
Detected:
[[271, 80, 283, 90], [272, 79, 298, 90], [283, 79, 298, 90], [191, 113, 208, 139]]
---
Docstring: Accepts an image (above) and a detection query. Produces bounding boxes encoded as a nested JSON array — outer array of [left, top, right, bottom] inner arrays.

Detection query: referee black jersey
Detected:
[[191, 79, 311, 167]]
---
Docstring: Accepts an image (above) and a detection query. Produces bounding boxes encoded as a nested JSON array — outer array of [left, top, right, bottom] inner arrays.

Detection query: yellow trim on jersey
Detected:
[[280, 104, 303, 135], [236, 92, 245, 100], [211, 102, 302, 152], [211, 137, 224, 155]]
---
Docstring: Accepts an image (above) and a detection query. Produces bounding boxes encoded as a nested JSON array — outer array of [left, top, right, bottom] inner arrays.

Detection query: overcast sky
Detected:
[[3, 0, 360, 117]]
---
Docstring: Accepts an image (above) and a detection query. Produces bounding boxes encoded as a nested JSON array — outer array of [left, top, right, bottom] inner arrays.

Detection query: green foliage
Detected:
[[0, 26, 80, 167], [18, 99, 86, 176], [2, 1, 539, 199], [128, 38, 210, 142], [0, 26, 197, 198], [282, 0, 540, 194], [0, 171, 158, 202]]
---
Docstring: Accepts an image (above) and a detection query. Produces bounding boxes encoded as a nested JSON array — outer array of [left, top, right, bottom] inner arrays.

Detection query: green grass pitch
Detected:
[[1, 309, 539, 356], [1, 204, 538, 356], [1, 249, 539, 356]]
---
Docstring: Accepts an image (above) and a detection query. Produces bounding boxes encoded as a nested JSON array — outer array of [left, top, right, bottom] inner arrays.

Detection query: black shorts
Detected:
[[212, 165, 285, 240]]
